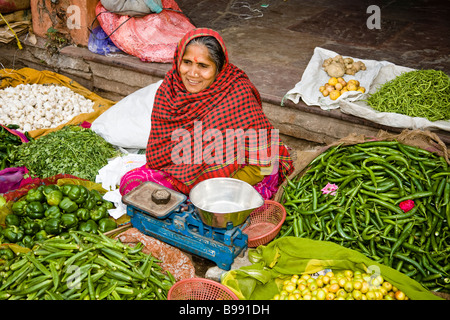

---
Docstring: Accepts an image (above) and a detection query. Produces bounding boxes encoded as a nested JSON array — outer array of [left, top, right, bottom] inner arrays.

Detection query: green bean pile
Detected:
[[0, 230, 175, 300], [279, 141, 450, 293], [366, 69, 450, 122]]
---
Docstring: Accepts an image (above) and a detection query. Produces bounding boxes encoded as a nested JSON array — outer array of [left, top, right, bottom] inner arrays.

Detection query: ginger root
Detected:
[[324, 62, 345, 78], [323, 55, 366, 77]]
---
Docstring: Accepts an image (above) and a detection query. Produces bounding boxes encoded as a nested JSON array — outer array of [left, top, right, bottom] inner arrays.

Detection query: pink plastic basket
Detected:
[[243, 200, 286, 247], [167, 278, 239, 300]]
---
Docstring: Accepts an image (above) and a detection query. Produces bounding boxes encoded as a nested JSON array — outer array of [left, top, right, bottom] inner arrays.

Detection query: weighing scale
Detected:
[[123, 181, 249, 270]]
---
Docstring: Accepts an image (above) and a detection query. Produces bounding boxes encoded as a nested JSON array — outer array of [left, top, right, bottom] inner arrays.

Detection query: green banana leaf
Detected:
[[222, 237, 443, 300]]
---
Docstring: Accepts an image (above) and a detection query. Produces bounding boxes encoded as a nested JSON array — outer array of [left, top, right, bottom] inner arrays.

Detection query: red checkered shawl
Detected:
[[146, 28, 294, 194]]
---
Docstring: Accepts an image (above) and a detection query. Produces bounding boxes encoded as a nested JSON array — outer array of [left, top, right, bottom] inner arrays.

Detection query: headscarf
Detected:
[[146, 28, 294, 194]]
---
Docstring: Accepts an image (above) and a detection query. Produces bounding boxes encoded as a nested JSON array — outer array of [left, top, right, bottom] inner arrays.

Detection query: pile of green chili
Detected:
[[279, 141, 450, 293], [366, 69, 450, 122]]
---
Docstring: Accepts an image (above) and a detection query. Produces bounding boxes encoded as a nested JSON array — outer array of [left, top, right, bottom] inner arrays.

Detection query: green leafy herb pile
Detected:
[[10, 126, 120, 181], [366, 69, 450, 122]]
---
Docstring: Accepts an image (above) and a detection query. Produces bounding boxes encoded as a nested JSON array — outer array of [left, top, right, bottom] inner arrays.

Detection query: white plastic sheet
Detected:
[[283, 47, 392, 110], [284, 47, 450, 132]]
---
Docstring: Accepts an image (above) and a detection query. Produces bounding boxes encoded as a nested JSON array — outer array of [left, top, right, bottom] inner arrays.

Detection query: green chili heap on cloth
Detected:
[[366, 69, 450, 122], [10, 126, 120, 181]]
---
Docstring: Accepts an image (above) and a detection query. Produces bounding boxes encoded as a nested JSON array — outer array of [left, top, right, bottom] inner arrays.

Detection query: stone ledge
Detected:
[[60, 45, 171, 79], [1, 37, 449, 146], [59, 45, 450, 145]]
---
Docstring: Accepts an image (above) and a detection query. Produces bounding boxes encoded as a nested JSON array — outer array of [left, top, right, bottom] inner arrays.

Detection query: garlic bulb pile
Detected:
[[0, 83, 95, 132]]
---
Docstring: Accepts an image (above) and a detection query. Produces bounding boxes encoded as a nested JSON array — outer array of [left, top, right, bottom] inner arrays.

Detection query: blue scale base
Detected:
[[126, 202, 248, 271]]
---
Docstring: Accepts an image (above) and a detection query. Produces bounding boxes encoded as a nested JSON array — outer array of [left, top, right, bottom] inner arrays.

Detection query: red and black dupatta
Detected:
[[145, 28, 294, 194]]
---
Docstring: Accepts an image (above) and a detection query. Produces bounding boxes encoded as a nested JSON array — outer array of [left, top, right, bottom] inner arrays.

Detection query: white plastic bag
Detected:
[[91, 80, 162, 149], [96, 154, 147, 219], [95, 154, 146, 191]]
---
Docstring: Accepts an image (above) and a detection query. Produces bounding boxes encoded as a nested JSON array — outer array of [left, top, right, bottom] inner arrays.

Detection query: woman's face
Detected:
[[179, 43, 217, 93]]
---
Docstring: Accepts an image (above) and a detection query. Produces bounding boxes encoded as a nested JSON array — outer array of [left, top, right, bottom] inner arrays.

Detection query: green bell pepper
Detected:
[[100, 200, 114, 210], [45, 189, 63, 206], [0, 246, 15, 260], [26, 188, 45, 202], [44, 218, 62, 235], [59, 197, 78, 213], [67, 185, 82, 202], [78, 219, 98, 233], [5, 214, 21, 227], [34, 230, 48, 242], [21, 235, 34, 249], [90, 206, 107, 222], [98, 218, 117, 233], [44, 205, 62, 219], [76, 208, 90, 221], [61, 213, 79, 229], [3, 225, 25, 243], [61, 184, 73, 196], [0, 195, 5, 208], [90, 189, 104, 204], [32, 218, 45, 231], [43, 184, 60, 195], [25, 201, 45, 219], [23, 220, 41, 235], [74, 186, 89, 204], [82, 196, 96, 210], [11, 200, 28, 217]]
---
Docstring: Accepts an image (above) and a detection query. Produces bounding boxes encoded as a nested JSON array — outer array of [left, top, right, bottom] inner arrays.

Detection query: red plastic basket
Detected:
[[167, 278, 239, 300], [243, 200, 286, 247]]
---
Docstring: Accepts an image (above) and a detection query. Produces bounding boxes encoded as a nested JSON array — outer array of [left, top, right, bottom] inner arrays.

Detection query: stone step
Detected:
[[1, 36, 449, 148]]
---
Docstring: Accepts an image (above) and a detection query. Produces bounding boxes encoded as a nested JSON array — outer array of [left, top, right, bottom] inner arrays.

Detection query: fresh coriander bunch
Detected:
[[10, 126, 121, 181]]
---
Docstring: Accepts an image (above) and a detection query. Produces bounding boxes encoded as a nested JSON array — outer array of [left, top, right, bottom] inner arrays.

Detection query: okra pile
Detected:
[[0, 230, 175, 300], [279, 141, 450, 293]]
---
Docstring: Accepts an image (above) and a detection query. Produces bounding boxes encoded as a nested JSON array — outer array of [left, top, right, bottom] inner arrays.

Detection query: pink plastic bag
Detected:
[[0, 124, 29, 143], [96, 0, 195, 63], [0, 167, 28, 193]]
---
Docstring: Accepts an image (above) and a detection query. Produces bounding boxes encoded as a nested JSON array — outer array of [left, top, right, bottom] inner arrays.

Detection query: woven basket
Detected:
[[243, 200, 286, 247], [167, 278, 239, 300]]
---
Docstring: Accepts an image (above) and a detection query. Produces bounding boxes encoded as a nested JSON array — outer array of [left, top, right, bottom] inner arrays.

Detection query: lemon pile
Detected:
[[319, 77, 366, 100], [272, 270, 409, 300]]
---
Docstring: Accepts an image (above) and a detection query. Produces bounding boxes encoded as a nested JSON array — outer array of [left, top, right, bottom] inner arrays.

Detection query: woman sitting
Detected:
[[120, 28, 294, 199]]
